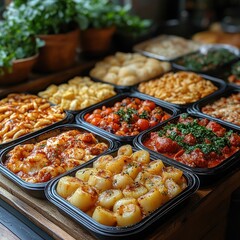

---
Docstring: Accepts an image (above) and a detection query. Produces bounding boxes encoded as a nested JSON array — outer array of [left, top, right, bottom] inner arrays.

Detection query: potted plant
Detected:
[[4, 0, 81, 73], [113, 10, 155, 52], [0, 16, 41, 85], [74, 0, 152, 56]]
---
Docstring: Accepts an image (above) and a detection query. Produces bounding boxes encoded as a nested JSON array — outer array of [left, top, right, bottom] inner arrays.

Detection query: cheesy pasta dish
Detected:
[[4, 130, 109, 183]]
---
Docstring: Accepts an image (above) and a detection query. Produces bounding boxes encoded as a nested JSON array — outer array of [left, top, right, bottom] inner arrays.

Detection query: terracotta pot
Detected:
[[34, 28, 80, 73], [80, 27, 116, 56], [0, 54, 38, 86]]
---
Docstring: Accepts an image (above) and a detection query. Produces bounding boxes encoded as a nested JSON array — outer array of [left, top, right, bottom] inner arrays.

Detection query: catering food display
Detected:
[[1, 31, 240, 239], [89, 52, 171, 86], [133, 35, 201, 61], [137, 71, 223, 105], [38, 76, 116, 111], [45, 145, 199, 238], [172, 45, 239, 73], [0, 93, 67, 146]]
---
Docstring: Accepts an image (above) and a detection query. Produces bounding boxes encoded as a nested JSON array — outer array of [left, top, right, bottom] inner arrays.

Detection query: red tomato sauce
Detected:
[[84, 97, 171, 136], [143, 115, 240, 168]]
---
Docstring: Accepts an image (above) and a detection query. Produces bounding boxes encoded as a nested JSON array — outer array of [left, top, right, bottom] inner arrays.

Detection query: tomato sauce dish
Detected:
[[134, 113, 240, 186], [76, 92, 179, 142], [0, 124, 116, 198]]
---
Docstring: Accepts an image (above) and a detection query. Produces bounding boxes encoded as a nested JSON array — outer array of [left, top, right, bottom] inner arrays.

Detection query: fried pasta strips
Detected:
[[0, 93, 66, 144], [4, 130, 108, 183]]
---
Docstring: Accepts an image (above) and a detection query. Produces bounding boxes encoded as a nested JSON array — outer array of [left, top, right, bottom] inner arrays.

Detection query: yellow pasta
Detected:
[[56, 176, 83, 199], [115, 203, 142, 226], [98, 189, 123, 209], [38, 76, 116, 111], [138, 71, 218, 104], [67, 184, 98, 211]]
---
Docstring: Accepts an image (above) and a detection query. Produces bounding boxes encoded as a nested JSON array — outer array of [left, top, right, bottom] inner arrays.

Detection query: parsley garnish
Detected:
[[158, 118, 231, 154]]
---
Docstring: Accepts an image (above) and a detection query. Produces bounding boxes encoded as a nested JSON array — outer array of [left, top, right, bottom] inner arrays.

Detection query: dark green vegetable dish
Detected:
[[176, 48, 237, 72]]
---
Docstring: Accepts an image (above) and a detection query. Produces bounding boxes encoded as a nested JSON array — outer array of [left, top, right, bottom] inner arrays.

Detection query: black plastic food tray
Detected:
[[212, 60, 240, 89], [45, 147, 199, 240], [134, 71, 227, 111], [189, 88, 240, 131], [89, 75, 134, 92], [171, 44, 240, 76], [0, 124, 116, 198], [0, 109, 73, 152], [134, 113, 240, 187], [75, 91, 180, 143]]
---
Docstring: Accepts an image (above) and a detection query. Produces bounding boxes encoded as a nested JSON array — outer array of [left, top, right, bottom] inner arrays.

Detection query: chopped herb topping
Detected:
[[179, 49, 237, 71], [158, 118, 232, 154]]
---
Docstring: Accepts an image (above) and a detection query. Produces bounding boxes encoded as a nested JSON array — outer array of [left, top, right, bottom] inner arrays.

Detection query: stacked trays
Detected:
[[45, 146, 199, 239], [76, 92, 180, 143], [0, 124, 116, 198], [134, 113, 240, 186]]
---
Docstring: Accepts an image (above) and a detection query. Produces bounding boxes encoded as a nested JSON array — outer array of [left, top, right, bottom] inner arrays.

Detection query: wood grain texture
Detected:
[[0, 175, 95, 240], [0, 223, 20, 240]]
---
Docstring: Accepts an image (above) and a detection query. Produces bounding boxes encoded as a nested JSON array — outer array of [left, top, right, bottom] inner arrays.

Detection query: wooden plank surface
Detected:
[[0, 223, 20, 240], [0, 174, 95, 240]]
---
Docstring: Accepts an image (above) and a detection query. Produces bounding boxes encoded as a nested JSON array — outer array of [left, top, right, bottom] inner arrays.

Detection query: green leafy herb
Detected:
[[139, 110, 149, 119], [73, 0, 152, 33], [4, 0, 78, 35], [116, 108, 138, 123], [158, 116, 231, 154], [179, 49, 237, 71], [0, 15, 42, 74]]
